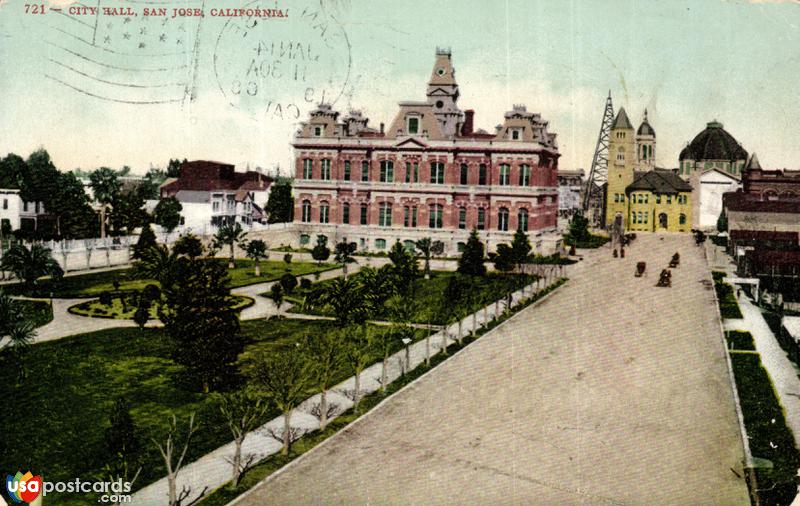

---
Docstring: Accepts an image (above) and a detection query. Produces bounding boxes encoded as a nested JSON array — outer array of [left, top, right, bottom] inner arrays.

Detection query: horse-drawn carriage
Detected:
[[656, 268, 672, 287], [669, 253, 680, 268], [635, 262, 646, 277]]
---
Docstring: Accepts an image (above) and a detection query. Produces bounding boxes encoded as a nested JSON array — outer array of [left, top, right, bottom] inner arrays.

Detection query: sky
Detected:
[[0, 0, 799, 176]]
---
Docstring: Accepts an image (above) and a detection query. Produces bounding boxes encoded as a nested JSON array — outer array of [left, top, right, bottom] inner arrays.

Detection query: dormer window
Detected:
[[407, 116, 420, 135], [313, 125, 324, 137], [509, 127, 523, 140]]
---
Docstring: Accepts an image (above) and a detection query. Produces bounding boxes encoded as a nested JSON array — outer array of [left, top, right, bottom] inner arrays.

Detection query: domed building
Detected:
[[678, 121, 748, 229]]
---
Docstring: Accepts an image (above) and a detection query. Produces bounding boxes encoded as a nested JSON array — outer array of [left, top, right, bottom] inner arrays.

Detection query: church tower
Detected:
[[426, 48, 462, 137], [605, 107, 636, 229], [636, 109, 656, 170]]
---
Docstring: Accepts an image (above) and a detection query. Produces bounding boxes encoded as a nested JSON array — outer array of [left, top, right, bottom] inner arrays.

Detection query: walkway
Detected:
[[230, 235, 748, 505], [724, 294, 800, 449], [130, 271, 557, 505]]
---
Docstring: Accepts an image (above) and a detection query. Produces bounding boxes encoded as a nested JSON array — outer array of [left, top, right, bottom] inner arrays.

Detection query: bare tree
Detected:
[[341, 325, 373, 409], [151, 413, 205, 506], [304, 331, 344, 431], [216, 391, 268, 487], [248, 349, 310, 455]]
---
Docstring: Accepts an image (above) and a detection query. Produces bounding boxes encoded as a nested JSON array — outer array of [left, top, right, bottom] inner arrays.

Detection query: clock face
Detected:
[[436, 67, 446, 76]]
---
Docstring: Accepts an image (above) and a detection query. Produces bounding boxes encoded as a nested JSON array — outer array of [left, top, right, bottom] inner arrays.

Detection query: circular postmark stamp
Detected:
[[213, 0, 351, 121]]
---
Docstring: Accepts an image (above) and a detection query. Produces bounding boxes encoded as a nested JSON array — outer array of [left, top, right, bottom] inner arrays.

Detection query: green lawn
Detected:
[[0, 319, 428, 505], [273, 271, 536, 325], [563, 233, 610, 249], [16, 299, 54, 328], [67, 295, 254, 319], [725, 330, 755, 351], [729, 352, 800, 504], [2, 260, 337, 298], [713, 275, 743, 319]]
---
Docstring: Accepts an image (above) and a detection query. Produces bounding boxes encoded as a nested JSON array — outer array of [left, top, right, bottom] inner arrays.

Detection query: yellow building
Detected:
[[605, 108, 692, 232]]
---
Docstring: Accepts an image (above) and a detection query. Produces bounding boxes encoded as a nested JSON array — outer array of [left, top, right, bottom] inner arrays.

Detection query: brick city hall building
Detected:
[[292, 49, 562, 255]]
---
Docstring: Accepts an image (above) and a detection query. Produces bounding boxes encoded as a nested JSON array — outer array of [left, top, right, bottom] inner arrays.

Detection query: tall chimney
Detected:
[[462, 109, 474, 135], [379, 122, 385, 135]]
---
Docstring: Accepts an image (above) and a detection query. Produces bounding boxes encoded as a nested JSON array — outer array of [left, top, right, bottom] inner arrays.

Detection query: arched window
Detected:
[[403, 240, 416, 252], [460, 163, 468, 185], [320, 201, 329, 223], [498, 207, 509, 231], [301, 200, 311, 222], [518, 209, 529, 231], [380, 161, 394, 182], [320, 159, 331, 180], [457, 242, 466, 253], [375, 238, 386, 250], [342, 203, 350, 224], [499, 164, 510, 185], [430, 162, 445, 184], [302, 159, 313, 179], [429, 204, 443, 229], [458, 207, 467, 229], [679, 213, 686, 225]]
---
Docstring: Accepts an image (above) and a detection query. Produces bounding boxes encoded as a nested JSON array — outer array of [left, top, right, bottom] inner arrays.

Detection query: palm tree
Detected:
[[89, 167, 121, 239], [333, 241, 357, 277], [342, 325, 372, 410], [304, 332, 344, 430], [133, 244, 179, 289], [415, 238, 444, 280], [245, 239, 269, 277], [214, 222, 247, 269], [314, 276, 372, 327], [0, 243, 63, 289], [4, 319, 36, 382]]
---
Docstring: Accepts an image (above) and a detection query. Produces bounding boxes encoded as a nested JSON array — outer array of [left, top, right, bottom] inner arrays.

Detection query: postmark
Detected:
[[213, 0, 351, 121]]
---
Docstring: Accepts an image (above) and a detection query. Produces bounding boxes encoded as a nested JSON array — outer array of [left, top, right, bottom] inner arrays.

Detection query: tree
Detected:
[[216, 390, 268, 487], [134, 244, 179, 289], [457, 229, 486, 277], [304, 331, 344, 430], [248, 349, 310, 455], [415, 238, 444, 280], [165, 158, 187, 178], [279, 273, 297, 294], [245, 239, 268, 276], [172, 233, 204, 259], [151, 413, 204, 506], [133, 224, 158, 260], [270, 283, 284, 317], [333, 241, 357, 277], [510, 229, 532, 272], [717, 210, 728, 233], [388, 240, 418, 294], [214, 222, 247, 269], [568, 211, 590, 241], [311, 235, 330, 264], [105, 397, 141, 476], [110, 188, 147, 236], [90, 167, 122, 239], [49, 172, 96, 239], [492, 244, 516, 273], [264, 180, 294, 223], [1, 243, 63, 289], [371, 327, 398, 392], [154, 197, 183, 237], [161, 258, 243, 392], [139, 168, 167, 200], [387, 294, 422, 365], [342, 325, 372, 410], [0, 290, 36, 384], [313, 276, 371, 327]]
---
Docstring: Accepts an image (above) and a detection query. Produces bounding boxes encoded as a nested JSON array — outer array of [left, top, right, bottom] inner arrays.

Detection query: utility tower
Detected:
[[582, 92, 615, 227]]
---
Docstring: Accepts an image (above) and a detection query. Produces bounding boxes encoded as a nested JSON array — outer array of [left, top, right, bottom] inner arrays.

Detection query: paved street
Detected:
[[235, 234, 749, 506]]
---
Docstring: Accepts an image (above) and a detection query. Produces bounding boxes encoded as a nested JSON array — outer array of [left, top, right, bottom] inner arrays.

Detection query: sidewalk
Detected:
[[724, 295, 800, 449], [129, 276, 564, 506]]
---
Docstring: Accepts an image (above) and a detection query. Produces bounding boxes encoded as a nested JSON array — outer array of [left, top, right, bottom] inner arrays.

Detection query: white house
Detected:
[[159, 160, 273, 235], [0, 188, 46, 233], [695, 169, 741, 230]]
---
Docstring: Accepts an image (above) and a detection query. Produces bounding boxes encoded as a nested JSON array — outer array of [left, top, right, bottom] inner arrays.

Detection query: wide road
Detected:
[[236, 234, 749, 506]]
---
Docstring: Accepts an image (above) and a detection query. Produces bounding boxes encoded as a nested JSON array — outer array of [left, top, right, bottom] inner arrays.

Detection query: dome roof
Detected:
[[637, 109, 655, 137], [679, 121, 748, 162]]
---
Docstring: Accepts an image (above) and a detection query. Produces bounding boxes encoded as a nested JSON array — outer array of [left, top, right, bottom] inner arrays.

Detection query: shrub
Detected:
[[280, 273, 298, 294], [725, 331, 755, 351], [133, 304, 149, 330], [283, 253, 293, 264], [98, 292, 113, 306], [142, 283, 161, 303], [300, 278, 312, 290]]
